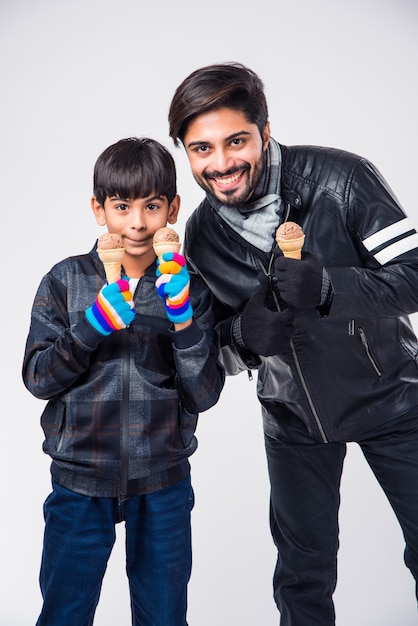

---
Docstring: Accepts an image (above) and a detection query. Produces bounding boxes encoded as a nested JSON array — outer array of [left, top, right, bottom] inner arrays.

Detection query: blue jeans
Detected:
[[36, 475, 194, 626], [265, 409, 418, 625]]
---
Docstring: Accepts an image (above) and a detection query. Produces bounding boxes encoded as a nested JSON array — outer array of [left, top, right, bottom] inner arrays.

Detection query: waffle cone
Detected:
[[97, 247, 125, 283], [153, 241, 181, 257], [277, 235, 305, 260]]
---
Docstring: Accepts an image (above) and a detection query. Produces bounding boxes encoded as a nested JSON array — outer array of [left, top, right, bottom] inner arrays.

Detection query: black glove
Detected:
[[273, 249, 326, 308], [234, 273, 294, 357]]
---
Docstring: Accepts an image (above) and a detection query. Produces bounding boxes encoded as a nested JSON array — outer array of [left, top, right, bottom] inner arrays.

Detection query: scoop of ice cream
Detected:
[[97, 233, 124, 250], [153, 227, 180, 244], [275, 222, 304, 243], [153, 227, 181, 258]]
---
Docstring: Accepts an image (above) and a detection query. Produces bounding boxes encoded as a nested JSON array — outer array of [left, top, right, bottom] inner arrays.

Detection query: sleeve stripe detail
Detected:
[[362, 218, 415, 250], [374, 233, 418, 265]]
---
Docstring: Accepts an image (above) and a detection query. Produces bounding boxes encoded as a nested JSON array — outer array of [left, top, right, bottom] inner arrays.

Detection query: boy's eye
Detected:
[[116, 203, 129, 211], [146, 203, 159, 211]]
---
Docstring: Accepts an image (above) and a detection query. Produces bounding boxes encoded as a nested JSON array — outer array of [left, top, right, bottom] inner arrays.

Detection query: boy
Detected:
[[22, 137, 225, 626]]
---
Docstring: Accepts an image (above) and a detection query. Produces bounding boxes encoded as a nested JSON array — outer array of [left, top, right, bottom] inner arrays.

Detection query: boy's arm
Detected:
[[170, 281, 225, 414], [22, 271, 134, 400], [155, 252, 224, 413]]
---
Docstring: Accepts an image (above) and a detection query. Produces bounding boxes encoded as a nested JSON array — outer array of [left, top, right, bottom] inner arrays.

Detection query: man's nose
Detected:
[[212, 148, 234, 173]]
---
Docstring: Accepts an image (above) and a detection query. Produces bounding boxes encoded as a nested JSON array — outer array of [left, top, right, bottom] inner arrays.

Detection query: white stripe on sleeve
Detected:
[[362, 218, 415, 250], [374, 233, 418, 265], [362, 218, 418, 264]]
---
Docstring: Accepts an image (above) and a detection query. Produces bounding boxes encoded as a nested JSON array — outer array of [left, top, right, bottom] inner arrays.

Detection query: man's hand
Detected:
[[234, 273, 294, 357], [86, 279, 136, 335], [156, 252, 194, 324], [273, 249, 324, 308]]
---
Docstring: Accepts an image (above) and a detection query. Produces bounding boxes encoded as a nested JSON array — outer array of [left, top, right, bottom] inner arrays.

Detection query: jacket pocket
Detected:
[[179, 402, 198, 448], [40, 400, 66, 452], [357, 326, 382, 378]]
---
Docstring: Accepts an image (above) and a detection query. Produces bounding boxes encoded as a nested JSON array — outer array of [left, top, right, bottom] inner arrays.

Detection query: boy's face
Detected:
[[183, 107, 270, 207], [91, 193, 180, 264]]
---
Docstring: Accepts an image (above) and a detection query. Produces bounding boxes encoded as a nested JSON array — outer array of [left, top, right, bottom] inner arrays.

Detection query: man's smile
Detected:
[[205, 167, 249, 192], [212, 171, 245, 186]]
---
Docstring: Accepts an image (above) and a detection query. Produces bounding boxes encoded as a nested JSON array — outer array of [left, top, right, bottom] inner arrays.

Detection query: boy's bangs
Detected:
[[103, 165, 158, 201]]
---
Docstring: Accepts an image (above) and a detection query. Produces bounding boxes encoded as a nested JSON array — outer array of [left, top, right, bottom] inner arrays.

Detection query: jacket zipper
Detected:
[[119, 279, 142, 495], [214, 205, 329, 443], [289, 337, 328, 443], [357, 326, 382, 377], [265, 252, 329, 444], [120, 331, 130, 496]]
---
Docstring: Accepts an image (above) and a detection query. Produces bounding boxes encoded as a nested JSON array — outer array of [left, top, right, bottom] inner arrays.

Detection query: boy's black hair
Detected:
[[93, 137, 177, 207]]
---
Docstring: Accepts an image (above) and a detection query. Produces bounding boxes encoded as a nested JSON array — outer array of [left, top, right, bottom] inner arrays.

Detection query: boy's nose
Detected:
[[131, 209, 146, 229]]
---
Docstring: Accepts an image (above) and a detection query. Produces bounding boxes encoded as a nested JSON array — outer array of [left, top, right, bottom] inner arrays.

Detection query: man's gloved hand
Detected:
[[233, 273, 294, 357], [273, 249, 325, 308], [156, 252, 194, 324], [86, 279, 136, 335]]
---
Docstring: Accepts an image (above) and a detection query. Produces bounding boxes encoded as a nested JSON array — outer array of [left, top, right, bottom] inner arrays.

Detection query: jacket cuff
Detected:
[[170, 320, 204, 349], [231, 314, 246, 349], [73, 314, 109, 349]]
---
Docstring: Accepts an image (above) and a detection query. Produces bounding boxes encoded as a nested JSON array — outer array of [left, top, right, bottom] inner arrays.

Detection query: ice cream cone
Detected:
[[277, 236, 305, 260], [152, 227, 181, 258], [97, 247, 125, 283], [275, 222, 305, 260], [153, 241, 182, 258]]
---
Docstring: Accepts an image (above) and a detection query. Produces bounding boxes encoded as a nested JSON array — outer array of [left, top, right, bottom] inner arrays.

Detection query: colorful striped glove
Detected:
[[155, 252, 193, 324], [86, 279, 135, 336]]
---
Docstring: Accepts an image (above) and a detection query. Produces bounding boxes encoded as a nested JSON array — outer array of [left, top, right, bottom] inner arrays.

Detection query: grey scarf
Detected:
[[207, 138, 284, 252]]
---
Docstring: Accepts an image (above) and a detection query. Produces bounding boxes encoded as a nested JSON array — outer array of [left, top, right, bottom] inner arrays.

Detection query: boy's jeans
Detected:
[[36, 475, 194, 626]]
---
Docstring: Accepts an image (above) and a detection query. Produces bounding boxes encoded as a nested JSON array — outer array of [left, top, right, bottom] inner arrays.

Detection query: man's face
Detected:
[[183, 107, 270, 207]]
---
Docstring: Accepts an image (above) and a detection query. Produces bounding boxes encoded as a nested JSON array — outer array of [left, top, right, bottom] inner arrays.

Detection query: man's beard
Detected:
[[195, 153, 265, 207]]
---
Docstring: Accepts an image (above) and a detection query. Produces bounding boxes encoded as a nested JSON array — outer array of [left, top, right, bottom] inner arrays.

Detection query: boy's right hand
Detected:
[[86, 279, 135, 336]]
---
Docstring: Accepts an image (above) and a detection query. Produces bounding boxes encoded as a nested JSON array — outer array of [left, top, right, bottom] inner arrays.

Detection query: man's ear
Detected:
[[91, 196, 107, 226], [167, 194, 180, 224], [262, 122, 271, 151]]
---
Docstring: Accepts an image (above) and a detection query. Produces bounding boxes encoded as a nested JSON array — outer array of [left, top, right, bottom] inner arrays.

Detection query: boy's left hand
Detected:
[[156, 252, 194, 324]]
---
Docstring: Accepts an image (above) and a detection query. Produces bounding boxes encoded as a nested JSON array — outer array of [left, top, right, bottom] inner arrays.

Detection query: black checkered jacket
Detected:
[[23, 243, 225, 497]]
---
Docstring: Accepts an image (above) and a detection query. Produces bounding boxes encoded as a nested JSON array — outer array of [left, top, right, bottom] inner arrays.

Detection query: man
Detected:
[[168, 62, 418, 625]]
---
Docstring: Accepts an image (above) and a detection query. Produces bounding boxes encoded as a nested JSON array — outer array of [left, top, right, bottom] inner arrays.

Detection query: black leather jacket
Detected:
[[184, 143, 418, 443]]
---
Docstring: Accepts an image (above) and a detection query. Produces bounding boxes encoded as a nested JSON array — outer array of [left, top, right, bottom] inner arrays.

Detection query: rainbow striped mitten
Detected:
[[86, 279, 135, 335], [156, 252, 193, 324]]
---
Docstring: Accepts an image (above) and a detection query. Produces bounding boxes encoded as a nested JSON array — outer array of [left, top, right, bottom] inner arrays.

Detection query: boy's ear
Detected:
[[167, 194, 180, 224], [91, 196, 107, 226]]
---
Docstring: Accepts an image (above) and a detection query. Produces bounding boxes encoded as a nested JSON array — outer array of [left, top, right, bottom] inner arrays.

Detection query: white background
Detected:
[[1, 0, 418, 624]]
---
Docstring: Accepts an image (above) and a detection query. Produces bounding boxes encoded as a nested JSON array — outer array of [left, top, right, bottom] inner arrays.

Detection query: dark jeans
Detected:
[[265, 410, 418, 626], [36, 475, 194, 626]]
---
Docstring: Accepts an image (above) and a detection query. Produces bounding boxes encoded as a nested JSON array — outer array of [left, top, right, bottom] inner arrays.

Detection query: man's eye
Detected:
[[196, 146, 209, 153], [231, 138, 243, 146]]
